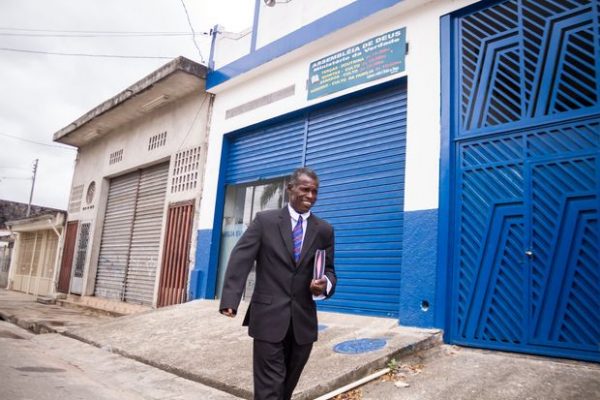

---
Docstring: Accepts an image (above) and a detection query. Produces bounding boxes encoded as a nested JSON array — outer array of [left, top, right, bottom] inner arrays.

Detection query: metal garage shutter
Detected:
[[95, 162, 168, 305], [226, 117, 305, 183], [125, 163, 168, 305], [306, 83, 407, 317], [95, 171, 138, 300]]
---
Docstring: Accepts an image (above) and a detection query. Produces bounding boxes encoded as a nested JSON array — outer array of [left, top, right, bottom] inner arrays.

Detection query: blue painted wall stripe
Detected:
[[190, 229, 212, 299], [207, 0, 404, 89]]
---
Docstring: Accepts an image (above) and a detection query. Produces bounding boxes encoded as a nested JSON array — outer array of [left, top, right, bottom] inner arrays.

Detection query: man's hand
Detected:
[[310, 278, 327, 296], [220, 308, 235, 317]]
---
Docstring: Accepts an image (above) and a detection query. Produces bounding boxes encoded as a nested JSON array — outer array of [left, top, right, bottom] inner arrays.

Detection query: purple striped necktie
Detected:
[[292, 215, 303, 263]]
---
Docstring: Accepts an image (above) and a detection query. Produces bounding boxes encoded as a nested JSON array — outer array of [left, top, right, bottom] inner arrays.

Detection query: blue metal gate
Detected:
[[447, 0, 600, 362], [225, 82, 407, 317]]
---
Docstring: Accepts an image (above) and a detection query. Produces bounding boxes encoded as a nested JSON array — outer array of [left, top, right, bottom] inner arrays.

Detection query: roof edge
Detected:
[[53, 56, 207, 142], [6, 212, 66, 227]]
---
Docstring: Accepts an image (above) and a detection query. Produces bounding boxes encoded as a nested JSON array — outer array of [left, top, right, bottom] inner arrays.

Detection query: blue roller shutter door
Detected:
[[225, 82, 407, 317], [226, 118, 305, 184], [306, 84, 407, 317]]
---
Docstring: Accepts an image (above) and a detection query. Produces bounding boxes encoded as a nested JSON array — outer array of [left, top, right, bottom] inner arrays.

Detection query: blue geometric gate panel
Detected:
[[456, 135, 526, 345], [458, 0, 599, 135], [529, 156, 600, 352], [449, 0, 600, 362]]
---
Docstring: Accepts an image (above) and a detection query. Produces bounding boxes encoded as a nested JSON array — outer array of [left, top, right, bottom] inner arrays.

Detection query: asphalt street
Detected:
[[0, 320, 240, 400]]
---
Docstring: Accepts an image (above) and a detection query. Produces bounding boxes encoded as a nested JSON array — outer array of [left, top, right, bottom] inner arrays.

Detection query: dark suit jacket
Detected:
[[219, 206, 336, 345]]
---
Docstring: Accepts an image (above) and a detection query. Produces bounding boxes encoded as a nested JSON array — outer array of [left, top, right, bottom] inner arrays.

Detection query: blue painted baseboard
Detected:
[[189, 229, 213, 300], [399, 209, 438, 328]]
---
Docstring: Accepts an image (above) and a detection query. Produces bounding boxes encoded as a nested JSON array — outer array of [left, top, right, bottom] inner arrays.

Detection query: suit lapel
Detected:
[[278, 207, 294, 263], [298, 216, 319, 266]]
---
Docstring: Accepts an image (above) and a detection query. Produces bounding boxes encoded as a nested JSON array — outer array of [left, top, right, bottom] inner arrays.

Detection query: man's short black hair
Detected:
[[289, 167, 319, 187]]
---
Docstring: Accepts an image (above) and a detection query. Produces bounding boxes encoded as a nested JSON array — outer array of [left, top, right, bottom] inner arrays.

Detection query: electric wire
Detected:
[[0, 176, 31, 180], [0, 47, 176, 59], [0, 32, 200, 38], [179, 0, 205, 63], [176, 94, 209, 154], [0, 26, 210, 35], [0, 132, 76, 150]]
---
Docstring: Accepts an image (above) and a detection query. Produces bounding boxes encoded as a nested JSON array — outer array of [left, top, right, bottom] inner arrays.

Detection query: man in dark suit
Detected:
[[219, 167, 336, 400]]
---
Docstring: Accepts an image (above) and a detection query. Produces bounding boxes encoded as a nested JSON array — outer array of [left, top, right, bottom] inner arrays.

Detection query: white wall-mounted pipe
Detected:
[[313, 367, 391, 400]]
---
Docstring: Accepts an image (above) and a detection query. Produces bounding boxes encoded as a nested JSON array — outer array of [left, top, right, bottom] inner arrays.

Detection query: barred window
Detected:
[[171, 146, 201, 193], [109, 149, 123, 165], [148, 131, 167, 151]]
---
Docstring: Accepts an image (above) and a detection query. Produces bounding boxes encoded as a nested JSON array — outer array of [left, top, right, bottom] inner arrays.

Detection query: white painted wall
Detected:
[[201, 0, 479, 231], [66, 92, 211, 300], [255, 0, 355, 49], [213, 28, 253, 70], [212, 0, 356, 70]]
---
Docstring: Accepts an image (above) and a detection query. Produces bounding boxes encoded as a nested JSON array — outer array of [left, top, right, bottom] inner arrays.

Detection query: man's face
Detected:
[[288, 174, 318, 214]]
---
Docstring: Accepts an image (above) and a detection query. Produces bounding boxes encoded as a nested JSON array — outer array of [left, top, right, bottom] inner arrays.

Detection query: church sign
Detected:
[[307, 27, 406, 100]]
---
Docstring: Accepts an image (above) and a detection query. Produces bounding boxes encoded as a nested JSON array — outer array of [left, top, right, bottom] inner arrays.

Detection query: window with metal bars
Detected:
[[109, 149, 123, 165], [170, 146, 201, 193], [73, 223, 90, 279], [148, 131, 168, 151]]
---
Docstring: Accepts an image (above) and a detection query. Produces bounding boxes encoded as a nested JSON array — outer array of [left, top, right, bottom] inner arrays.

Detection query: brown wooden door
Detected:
[[57, 220, 78, 293], [157, 202, 194, 307]]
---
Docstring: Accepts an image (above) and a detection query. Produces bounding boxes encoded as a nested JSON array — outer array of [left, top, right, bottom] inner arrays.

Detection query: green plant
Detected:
[[387, 358, 399, 372]]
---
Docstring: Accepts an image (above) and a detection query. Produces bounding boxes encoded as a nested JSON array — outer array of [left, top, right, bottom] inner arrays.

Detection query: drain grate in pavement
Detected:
[[333, 338, 387, 354]]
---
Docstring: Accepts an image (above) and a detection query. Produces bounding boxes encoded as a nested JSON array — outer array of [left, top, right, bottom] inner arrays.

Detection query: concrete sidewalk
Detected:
[[0, 289, 114, 333], [359, 344, 600, 400], [0, 289, 441, 399]]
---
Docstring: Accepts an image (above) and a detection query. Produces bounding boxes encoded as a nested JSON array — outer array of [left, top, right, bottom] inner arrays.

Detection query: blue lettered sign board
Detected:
[[307, 28, 406, 100]]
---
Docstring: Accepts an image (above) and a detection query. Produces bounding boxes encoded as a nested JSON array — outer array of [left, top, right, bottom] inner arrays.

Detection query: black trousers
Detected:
[[252, 322, 313, 400]]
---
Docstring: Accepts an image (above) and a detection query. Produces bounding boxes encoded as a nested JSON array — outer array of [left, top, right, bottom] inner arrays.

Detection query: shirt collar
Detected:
[[288, 203, 311, 221]]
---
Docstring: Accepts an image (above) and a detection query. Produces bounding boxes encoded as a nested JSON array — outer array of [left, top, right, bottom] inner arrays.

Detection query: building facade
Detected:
[[0, 199, 65, 292], [54, 57, 211, 308], [192, 0, 600, 363], [5, 213, 65, 297]]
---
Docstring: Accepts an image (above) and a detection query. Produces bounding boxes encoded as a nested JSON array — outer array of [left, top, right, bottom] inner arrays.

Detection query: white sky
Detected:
[[0, 0, 254, 210]]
